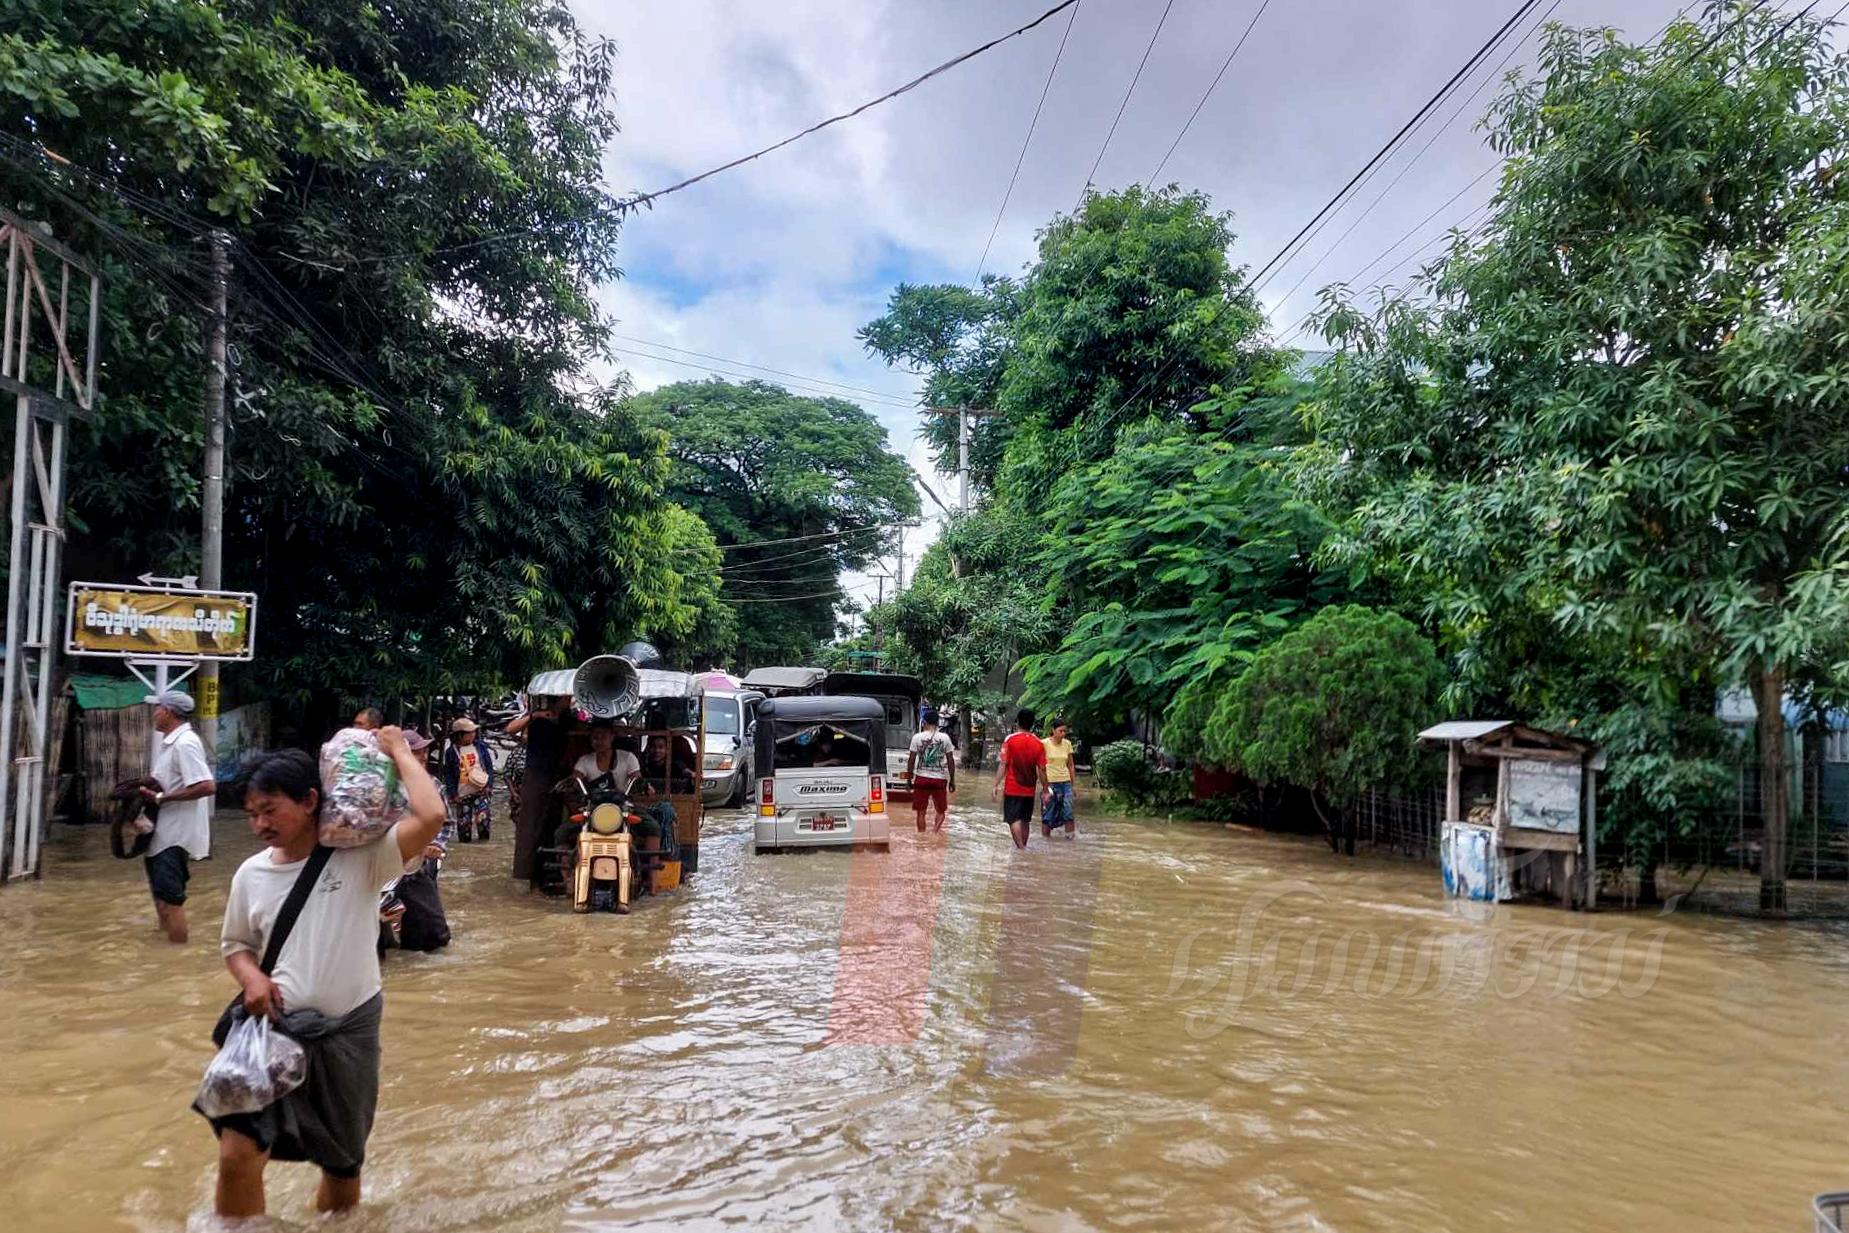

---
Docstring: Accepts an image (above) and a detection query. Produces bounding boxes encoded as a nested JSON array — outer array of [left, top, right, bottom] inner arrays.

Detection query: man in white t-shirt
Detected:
[[905, 707, 957, 834], [571, 720, 641, 792], [140, 689, 216, 943]]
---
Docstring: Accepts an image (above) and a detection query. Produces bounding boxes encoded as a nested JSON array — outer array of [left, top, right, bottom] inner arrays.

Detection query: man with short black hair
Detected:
[[906, 707, 956, 833], [990, 708, 1047, 851], [139, 690, 216, 943], [352, 706, 383, 731]]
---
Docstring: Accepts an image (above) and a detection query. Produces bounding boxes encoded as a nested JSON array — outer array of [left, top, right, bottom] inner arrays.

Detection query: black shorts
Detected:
[[144, 846, 190, 906], [1002, 795, 1036, 827]]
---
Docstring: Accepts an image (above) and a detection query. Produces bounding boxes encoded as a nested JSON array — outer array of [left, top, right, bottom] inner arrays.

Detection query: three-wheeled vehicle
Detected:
[[754, 695, 891, 853], [527, 656, 707, 912], [822, 672, 923, 800]]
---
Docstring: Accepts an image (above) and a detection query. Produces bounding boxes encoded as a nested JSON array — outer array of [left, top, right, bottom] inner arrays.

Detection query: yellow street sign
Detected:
[[65, 583, 257, 661]]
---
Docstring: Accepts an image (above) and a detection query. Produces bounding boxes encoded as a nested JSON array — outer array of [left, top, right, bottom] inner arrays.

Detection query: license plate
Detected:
[[809, 815, 838, 831]]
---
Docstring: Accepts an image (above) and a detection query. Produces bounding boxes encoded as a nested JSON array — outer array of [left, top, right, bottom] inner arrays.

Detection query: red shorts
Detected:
[[913, 782, 949, 820]]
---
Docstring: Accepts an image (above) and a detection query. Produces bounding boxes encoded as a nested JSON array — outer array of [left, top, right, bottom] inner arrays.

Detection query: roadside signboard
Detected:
[[65, 581, 257, 662]]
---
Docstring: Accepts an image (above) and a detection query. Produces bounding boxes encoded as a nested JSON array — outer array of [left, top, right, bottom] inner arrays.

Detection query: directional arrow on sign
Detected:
[[137, 572, 199, 589]]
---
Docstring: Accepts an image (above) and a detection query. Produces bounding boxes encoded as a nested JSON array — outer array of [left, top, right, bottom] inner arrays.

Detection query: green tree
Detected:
[[1018, 380, 1359, 733], [1208, 606, 1444, 852], [862, 186, 1288, 505], [624, 379, 920, 669], [871, 506, 1050, 711], [1, 0, 719, 706], [1305, 6, 1849, 908]]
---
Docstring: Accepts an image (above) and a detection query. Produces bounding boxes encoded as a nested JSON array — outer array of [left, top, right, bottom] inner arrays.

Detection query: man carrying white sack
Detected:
[[140, 689, 216, 944]]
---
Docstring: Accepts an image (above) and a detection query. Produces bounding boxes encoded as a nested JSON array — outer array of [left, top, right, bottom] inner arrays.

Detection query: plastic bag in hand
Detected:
[[195, 1015, 308, 1119], [317, 727, 408, 848]]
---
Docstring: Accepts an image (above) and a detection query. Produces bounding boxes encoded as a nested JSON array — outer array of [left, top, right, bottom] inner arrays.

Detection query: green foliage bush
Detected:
[[1208, 606, 1443, 802], [1092, 738, 1190, 811]]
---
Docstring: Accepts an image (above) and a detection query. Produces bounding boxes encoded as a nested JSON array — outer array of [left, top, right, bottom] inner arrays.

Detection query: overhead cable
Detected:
[[618, 0, 1082, 211], [1147, 0, 1273, 185], [975, 0, 1084, 282], [1248, 0, 1545, 293], [1075, 0, 1177, 205]]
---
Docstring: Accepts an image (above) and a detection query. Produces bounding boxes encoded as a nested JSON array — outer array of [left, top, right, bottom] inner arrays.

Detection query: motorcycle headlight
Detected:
[[703, 753, 734, 771], [588, 802, 625, 835]]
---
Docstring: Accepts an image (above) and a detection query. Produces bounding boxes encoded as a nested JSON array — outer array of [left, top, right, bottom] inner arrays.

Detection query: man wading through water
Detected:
[[204, 729, 445, 1219], [140, 690, 216, 943], [990, 708, 1048, 851]]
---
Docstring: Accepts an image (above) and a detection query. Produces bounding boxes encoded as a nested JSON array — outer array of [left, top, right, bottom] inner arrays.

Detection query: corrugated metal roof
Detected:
[[1417, 720, 1516, 742], [526, 668, 577, 697], [526, 666, 700, 700]]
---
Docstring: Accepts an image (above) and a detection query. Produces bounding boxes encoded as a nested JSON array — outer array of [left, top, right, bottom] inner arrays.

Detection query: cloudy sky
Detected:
[[573, 0, 1688, 611]]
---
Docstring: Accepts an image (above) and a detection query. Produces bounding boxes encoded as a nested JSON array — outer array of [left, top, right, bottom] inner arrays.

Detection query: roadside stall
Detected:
[[1419, 720, 1605, 909]]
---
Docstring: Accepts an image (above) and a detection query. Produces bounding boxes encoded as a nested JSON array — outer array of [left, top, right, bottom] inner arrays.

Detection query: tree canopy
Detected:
[[624, 379, 919, 669], [1, 0, 727, 707], [1306, 5, 1849, 905]]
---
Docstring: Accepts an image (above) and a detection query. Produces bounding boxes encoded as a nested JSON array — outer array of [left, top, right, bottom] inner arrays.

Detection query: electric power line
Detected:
[[1268, 0, 1566, 313], [1148, 0, 1273, 185], [1249, 0, 1546, 294], [620, 0, 1082, 211], [975, 0, 1083, 282], [1076, 0, 1177, 206], [1279, 0, 1802, 350]]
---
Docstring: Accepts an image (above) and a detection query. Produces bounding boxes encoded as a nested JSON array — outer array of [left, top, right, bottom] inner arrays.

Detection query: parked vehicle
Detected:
[[700, 689, 764, 807], [754, 695, 891, 853], [740, 665, 827, 697], [822, 672, 923, 799]]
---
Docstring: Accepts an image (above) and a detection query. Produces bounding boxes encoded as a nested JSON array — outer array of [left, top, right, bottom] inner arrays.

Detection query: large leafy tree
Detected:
[[624, 379, 919, 669], [1305, 5, 1849, 908], [863, 185, 1287, 506], [861, 187, 1294, 705], [1018, 381, 1360, 733], [0, 0, 727, 708]]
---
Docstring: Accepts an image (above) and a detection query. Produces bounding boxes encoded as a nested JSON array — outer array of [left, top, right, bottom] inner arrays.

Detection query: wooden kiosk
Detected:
[[1418, 721, 1606, 909]]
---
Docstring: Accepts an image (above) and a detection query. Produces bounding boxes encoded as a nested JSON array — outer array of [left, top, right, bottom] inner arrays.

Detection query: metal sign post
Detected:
[[0, 211, 101, 882]]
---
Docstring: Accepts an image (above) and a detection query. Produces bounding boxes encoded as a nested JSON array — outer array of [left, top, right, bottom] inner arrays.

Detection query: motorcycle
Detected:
[[547, 775, 648, 914]]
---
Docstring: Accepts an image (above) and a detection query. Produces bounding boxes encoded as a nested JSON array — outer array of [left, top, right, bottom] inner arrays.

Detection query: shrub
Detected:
[[1093, 738, 1191, 811], [1208, 605, 1443, 849]]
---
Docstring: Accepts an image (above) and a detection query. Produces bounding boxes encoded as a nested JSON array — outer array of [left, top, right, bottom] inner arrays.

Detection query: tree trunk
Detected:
[[1755, 664, 1789, 914], [1637, 861, 1659, 906]]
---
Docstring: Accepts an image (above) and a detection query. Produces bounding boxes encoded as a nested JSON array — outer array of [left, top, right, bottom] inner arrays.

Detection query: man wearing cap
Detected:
[[138, 690, 216, 943]]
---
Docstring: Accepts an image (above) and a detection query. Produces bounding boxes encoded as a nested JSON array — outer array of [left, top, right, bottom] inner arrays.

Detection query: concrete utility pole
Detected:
[[922, 405, 999, 511], [895, 524, 905, 594], [197, 230, 230, 756]]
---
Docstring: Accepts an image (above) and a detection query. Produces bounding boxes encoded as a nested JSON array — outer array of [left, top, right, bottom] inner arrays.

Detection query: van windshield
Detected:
[[704, 696, 741, 736], [773, 723, 871, 770]]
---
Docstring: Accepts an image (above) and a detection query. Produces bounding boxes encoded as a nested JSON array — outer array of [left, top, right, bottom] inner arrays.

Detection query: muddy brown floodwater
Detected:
[[4, 798, 1849, 1232]]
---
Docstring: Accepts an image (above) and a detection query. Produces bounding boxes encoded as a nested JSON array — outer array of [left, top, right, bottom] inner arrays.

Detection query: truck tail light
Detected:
[[759, 778, 775, 817], [869, 775, 885, 814]]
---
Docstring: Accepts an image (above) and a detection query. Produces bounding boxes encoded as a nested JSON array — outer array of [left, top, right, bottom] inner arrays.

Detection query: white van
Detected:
[[753, 695, 891, 852]]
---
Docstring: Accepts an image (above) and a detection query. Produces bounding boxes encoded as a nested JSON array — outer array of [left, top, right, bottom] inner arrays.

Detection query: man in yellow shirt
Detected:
[[1041, 718, 1077, 839]]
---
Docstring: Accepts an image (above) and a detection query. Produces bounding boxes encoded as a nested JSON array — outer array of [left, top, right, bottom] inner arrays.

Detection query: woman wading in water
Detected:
[[203, 728, 445, 1219]]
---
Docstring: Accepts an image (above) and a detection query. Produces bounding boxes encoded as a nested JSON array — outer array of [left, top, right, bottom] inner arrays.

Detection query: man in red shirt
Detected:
[[990, 708, 1048, 850]]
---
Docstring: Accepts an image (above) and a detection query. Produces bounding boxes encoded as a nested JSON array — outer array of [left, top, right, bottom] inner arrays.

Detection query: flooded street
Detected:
[[4, 799, 1849, 1232]]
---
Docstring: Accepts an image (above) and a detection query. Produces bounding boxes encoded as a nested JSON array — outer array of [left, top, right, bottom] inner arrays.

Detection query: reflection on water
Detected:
[[3, 801, 1848, 1231]]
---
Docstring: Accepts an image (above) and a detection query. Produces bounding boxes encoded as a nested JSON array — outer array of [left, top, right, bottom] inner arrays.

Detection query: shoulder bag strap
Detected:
[[258, 844, 334, 975]]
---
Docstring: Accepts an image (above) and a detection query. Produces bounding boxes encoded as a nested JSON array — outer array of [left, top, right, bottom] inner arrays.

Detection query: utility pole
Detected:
[[922, 406, 999, 512], [197, 230, 230, 757], [895, 524, 905, 595]]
